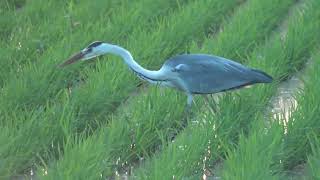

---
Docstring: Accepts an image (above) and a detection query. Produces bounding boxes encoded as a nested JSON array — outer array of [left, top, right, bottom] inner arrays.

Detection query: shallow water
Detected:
[[270, 60, 312, 126], [270, 75, 303, 123]]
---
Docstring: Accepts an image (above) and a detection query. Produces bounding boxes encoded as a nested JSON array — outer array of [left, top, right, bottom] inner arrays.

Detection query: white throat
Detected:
[[102, 44, 166, 83]]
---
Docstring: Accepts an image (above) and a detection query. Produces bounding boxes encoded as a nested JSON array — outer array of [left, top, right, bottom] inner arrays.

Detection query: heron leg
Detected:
[[181, 94, 193, 127], [204, 95, 218, 115], [187, 94, 193, 108]]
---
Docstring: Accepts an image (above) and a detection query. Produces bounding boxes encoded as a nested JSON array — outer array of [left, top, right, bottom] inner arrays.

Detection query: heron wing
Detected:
[[164, 54, 271, 94]]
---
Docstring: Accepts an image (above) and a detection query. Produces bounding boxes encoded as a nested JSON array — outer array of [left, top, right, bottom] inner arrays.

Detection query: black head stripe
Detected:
[[87, 41, 103, 48]]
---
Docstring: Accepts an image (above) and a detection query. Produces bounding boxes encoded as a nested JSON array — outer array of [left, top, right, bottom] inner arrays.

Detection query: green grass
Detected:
[[218, 0, 320, 178], [307, 133, 320, 179], [280, 50, 320, 170], [0, 0, 134, 86], [304, 52, 320, 178], [281, 50, 320, 171], [0, 0, 68, 84], [221, 122, 283, 180], [0, 0, 26, 11], [2, 0, 320, 179], [38, 88, 186, 179]]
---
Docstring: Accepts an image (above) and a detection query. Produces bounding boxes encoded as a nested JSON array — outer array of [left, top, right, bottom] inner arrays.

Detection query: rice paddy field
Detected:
[[1, 0, 320, 179]]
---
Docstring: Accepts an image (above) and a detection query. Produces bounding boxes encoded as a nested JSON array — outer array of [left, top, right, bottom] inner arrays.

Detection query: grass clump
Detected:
[[0, 0, 132, 86], [307, 133, 320, 179]]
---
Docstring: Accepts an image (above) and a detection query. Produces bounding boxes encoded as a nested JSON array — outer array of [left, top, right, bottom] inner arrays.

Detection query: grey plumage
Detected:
[[162, 54, 272, 95]]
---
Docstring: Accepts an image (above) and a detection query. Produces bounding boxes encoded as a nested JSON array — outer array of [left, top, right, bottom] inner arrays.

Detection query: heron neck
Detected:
[[109, 45, 164, 82]]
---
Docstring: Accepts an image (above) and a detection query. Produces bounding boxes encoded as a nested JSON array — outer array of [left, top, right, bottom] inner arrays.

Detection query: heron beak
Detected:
[[59, 51, 85, 67]]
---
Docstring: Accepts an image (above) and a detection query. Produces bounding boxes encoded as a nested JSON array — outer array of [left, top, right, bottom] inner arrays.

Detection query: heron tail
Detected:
[[251, 69, 273, 83]]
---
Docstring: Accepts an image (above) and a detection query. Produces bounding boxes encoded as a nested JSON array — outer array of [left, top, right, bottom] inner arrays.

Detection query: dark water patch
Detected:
[[0, 0, 26, 11]]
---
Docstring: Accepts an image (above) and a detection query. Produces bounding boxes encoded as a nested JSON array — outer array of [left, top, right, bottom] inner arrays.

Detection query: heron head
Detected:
[[59, 41, 112, 67]]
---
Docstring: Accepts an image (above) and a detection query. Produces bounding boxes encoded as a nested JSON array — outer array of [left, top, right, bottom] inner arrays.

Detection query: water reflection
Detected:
[[269, 60, 312, 129], [270, 75, 303, 124]]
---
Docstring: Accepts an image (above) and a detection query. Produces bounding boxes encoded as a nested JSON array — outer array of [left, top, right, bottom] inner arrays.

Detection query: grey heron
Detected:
[[60, 41, 273, 108]]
